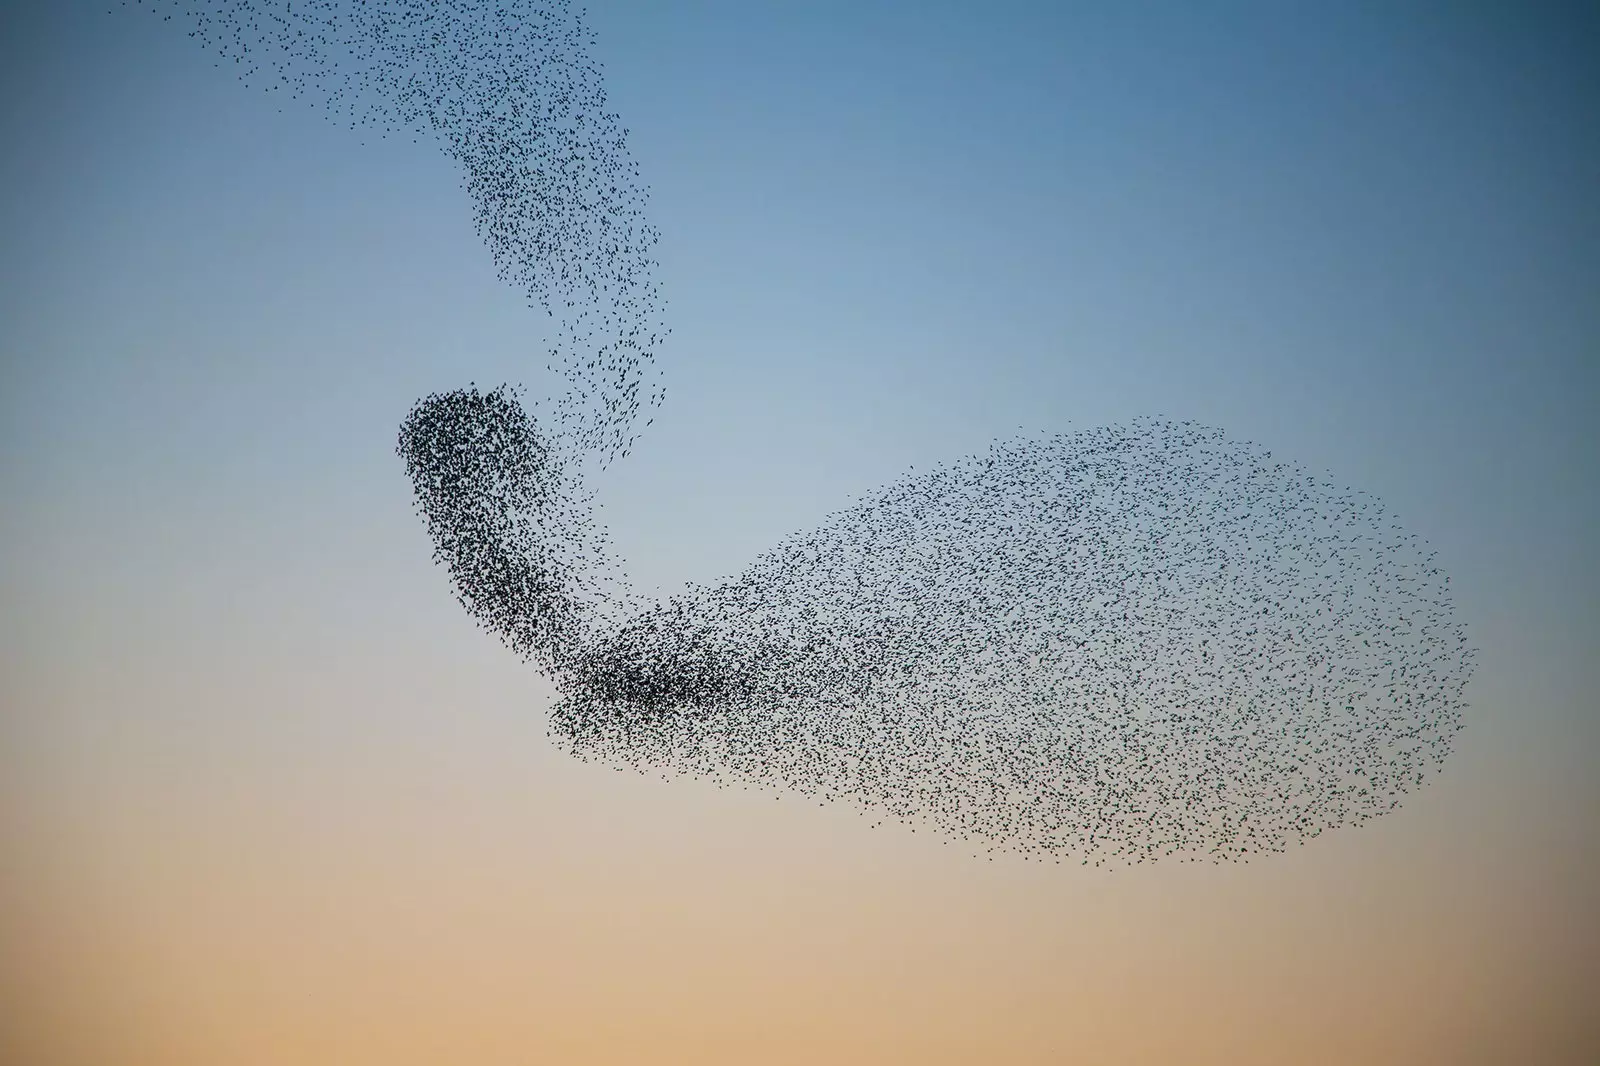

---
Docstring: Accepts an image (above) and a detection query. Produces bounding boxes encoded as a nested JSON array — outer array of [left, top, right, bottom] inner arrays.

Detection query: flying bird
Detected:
[[122, 0, 1476, 865]]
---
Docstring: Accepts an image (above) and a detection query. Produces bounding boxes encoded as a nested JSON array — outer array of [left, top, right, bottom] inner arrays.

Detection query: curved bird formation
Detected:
[[123, 0, 1475, 864]]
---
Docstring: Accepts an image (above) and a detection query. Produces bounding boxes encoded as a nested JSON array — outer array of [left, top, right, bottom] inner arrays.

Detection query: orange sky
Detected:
[[5, 616, 1595, 1065]]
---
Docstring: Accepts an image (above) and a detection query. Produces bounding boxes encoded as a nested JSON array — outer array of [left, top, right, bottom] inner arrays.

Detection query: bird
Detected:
[[123, 0, 1476, 866]]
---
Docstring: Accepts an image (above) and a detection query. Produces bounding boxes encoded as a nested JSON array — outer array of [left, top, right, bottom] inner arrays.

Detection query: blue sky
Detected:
[[2, 3, 1596, 1060]]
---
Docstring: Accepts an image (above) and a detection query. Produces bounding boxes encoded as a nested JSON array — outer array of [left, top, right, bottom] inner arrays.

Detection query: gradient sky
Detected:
[[3, 1, 1597, 1063]]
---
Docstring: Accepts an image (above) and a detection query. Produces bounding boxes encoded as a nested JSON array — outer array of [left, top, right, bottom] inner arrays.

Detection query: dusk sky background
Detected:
[[3, 1, 1596, 1062]]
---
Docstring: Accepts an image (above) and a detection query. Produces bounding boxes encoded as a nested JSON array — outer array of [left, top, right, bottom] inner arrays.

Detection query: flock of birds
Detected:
[[127, 0, 1476, 864]]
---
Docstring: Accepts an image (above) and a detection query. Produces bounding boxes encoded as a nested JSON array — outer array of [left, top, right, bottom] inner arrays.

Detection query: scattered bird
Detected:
[[125, 0, 1476, 866]]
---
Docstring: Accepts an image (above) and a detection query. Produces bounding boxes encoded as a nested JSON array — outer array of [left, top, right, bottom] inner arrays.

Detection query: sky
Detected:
[[2, 1, 1597, 1063]]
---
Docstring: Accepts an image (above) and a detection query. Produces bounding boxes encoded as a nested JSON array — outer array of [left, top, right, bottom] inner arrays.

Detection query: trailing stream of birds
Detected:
[[123, 0, 1477, 865]]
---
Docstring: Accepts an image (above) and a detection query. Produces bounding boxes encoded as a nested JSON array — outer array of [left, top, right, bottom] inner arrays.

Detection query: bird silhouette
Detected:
[[122, 0, 1476, 866]]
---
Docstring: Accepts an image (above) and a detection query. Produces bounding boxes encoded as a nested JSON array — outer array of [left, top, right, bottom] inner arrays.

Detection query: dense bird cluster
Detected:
[[123, 0, 666, 469], [127, 0, 1475, 864]]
